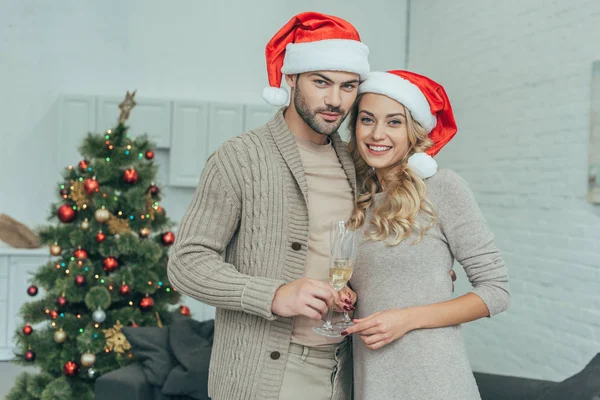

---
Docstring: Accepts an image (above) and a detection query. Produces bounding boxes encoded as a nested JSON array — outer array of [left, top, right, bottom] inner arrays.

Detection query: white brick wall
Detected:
[[409, 0, 600, 381]]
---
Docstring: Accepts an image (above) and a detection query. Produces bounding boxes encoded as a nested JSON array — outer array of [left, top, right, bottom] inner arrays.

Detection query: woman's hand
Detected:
[[341, 308, 417, 350], [334, 286, 357, 313]]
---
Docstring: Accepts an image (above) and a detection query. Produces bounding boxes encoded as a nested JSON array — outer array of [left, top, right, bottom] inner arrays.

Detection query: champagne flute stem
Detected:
[[324, 305, 335, 328]]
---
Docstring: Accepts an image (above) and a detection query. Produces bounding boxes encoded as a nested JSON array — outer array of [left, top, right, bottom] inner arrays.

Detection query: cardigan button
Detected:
[[291, 242, 302, 251], [270, 351, 281, 360]]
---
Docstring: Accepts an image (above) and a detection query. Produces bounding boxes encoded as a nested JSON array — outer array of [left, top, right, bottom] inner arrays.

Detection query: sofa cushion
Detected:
[[535, 353, 600, 400], [122, 326, 175, 386]]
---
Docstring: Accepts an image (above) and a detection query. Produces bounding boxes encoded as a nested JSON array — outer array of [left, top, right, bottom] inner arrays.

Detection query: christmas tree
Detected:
[[7, 91, 186, 400]]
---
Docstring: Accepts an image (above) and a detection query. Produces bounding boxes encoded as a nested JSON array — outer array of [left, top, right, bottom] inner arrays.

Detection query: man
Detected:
[[168, 12, 369, 400]]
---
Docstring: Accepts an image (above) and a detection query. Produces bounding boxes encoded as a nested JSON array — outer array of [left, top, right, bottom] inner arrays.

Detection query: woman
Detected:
[[342, 70, 510, 400]]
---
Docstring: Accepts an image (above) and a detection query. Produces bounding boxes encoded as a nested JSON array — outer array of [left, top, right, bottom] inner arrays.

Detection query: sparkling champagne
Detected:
[[329, 259, 353, 290]]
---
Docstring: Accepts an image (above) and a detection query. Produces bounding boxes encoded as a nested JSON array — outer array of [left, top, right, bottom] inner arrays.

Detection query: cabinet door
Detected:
[[97, 97, 172, 149], [207, 103, 245, 156], [0, 255, 47, 360], [169, 101, 209, 187], [58, 95, 96, 165], [244, 105, 277, 132]]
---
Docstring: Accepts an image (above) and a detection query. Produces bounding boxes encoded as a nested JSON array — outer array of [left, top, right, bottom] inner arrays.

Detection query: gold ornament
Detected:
[[119, 91, 137, 124], [145, 193, 156, 221], [80, 352, 96, 367], [107, 214, 131, 235], [50, 242, 62, 256], [53, 328, 67, 343], [103, 320, 131, 354], [139, 227, 151, 238], [80, 218, 90, 230], [69, 180, 88, 208], [95, 207, 110, 223]]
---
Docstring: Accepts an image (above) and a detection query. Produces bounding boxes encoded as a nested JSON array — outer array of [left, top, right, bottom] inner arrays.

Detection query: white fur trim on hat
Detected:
[[407, 152, 437, 179], [281, 39, 370, 79], [262, 86, 289, 107], [359, 71, 436, 133]]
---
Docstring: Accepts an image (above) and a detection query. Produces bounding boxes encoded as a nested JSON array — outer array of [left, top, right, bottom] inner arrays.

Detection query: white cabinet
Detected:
[[58, 94, 278, 188], [207, 103, 245, 155], [168, 101, 210, 187], [58, 96, 96, 165], [0, 248, 49, 360], [244, 105, 276, 132], [96, 97, 172, 149]]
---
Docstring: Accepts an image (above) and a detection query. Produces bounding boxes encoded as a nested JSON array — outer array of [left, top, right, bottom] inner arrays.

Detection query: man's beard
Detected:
[[293, 85, 347, 136]]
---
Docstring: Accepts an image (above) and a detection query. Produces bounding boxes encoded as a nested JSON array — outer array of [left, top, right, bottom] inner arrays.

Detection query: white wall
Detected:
[[0, 0, 407, 229], [409, 0, 600, 381]]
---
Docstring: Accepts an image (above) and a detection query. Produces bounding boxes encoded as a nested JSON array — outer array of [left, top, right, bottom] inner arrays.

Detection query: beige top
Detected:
[[167, 108, 357, 400], [291, 135, 355, 347]]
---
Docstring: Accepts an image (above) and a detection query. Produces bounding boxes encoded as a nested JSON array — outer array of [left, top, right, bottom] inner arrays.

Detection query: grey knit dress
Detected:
[[350, 169, 510, 400]]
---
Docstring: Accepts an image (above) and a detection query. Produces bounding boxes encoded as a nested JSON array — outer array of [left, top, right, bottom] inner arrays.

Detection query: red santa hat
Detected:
[[358, 70, 458, 179], [263, 12, 370, 106]]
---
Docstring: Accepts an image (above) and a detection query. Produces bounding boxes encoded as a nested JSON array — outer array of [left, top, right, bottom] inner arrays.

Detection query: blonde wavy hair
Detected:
[[348, 94, 437, 246]]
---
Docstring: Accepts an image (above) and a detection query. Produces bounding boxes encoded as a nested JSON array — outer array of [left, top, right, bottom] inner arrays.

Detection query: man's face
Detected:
[[286, 71, 360, 135]]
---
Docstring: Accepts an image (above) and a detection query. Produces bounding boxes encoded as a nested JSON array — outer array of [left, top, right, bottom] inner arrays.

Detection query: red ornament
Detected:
[[144, 150, 154, 160], [73, 248, 88, 259], [23, 325, 33, 335], [122, 168, 138, 184], [156, 206, 165, 216], [96, 231, 106, 243], [139, 297, 154, 311], [75, 275, 86, 287], [78, 159, 89, 170], [57, 296, 68, 308], [161, 231, 175, 246], [130, 322, 139, 328], [63, 360, 80, 377], [148, 183, 160, 196], [119, 284, 131, 296], [103, 257, 119, 273], [24, 350, 36, 361], [180, 305, 191, 317], [57, 204, 77, 223], [50, 310, 59, 319], [60, 188, 68, 197], [83, 178, 99, 195], [27, 285, 38, 296]]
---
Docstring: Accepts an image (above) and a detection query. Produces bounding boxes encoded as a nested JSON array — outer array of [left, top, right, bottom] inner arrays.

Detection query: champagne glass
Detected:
[[313, 221, 358, 337]]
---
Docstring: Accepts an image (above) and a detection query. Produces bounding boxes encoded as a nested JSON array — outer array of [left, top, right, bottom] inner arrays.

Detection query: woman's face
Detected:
[[355, 93, 410, 173]]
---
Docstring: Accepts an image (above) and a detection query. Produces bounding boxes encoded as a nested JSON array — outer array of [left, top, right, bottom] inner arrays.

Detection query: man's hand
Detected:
[[272, 278, 340, 320]]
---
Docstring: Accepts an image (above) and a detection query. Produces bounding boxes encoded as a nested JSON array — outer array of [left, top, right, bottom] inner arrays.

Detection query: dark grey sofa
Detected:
[[95, 322, 600, 400]]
